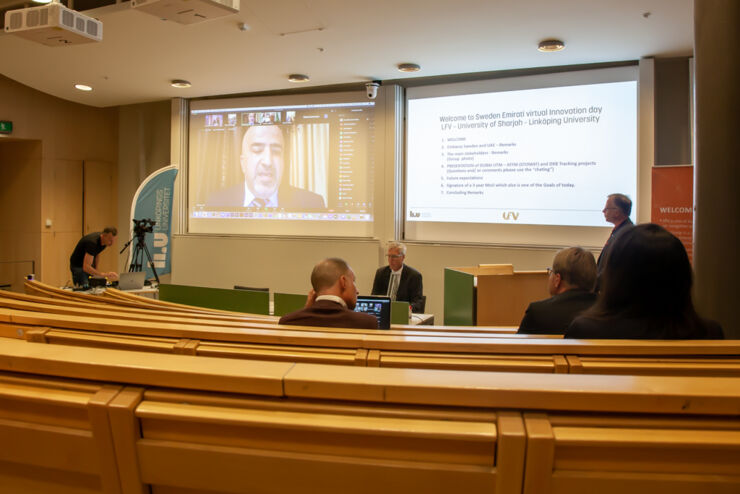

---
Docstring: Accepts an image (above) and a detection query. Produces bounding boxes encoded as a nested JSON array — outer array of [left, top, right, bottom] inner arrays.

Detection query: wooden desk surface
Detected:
[[1, 338, 739, 416]]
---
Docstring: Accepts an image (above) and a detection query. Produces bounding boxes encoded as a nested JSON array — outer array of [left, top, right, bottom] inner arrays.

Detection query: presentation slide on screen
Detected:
[[188, 94, 376, 237], [406, 80, 637, 229]]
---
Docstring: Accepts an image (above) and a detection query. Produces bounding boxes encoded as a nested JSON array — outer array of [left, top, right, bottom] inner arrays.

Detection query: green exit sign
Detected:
[[0, 121, 12, 134]]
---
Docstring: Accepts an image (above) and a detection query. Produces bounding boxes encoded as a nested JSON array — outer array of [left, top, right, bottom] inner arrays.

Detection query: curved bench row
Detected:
[[1, 338, 739, 494], [2, 288, 739, 377]]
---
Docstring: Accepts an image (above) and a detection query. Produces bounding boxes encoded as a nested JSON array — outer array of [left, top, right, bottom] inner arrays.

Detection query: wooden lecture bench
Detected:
[[0, 338, 738, 494], [0, 291, 526, 339], [0, 295, 738, 376]]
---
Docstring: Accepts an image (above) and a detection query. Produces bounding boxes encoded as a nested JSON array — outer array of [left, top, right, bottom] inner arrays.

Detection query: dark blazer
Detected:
[[371, 264, 424, 313], [206, 183, 325, 209], [565, 315, 724, 339], [517, 289, 597, 335], [597, 218, 634, 274], [278, 299, 378, 329]]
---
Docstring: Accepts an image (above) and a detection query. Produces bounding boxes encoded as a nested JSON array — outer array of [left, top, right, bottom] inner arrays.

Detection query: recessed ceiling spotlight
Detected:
[[32, 0, 53, 3], [397, 63, 421, 73], [537, 39, 565, 52], [171, 79, 192, 88], [74, 84, 93, 91], [288, 74, 310, 83]]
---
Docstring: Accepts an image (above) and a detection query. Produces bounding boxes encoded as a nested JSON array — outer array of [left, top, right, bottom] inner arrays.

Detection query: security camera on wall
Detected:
[[365, 82, 380, 100]]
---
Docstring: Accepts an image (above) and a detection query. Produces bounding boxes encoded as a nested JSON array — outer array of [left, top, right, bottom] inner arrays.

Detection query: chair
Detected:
[[416, 295, 427, 313], [234, 285, 269, 292]]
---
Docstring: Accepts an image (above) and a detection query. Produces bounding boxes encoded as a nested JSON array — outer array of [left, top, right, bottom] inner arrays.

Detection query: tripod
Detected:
[[120, 232, 160, 284]]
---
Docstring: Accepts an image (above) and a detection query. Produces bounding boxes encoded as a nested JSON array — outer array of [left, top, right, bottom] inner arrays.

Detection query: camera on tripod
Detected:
[[120, 217, 161, 285], [133, 218, 156, 236]]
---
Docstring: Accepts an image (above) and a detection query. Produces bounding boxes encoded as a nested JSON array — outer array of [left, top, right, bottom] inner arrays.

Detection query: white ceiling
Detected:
[[0, 0, 693, 108]]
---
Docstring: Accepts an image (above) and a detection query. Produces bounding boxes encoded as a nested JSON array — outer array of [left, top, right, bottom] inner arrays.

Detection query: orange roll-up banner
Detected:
[[651, 165, 694, 262]]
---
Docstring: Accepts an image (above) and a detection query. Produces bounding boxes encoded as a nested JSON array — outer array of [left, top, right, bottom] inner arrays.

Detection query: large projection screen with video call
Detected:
[[188, 92, 376, 237], [405, 66, 639, 246]]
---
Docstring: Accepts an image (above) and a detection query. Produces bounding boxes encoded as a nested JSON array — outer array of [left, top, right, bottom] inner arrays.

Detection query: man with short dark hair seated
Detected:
[[279, 258, 378, 329], [517, 247, 597, 335]]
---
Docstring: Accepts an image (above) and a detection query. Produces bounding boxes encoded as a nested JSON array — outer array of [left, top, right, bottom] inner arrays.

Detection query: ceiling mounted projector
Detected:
[[131, 0, 239, 24], [4, 3, 102, 46]]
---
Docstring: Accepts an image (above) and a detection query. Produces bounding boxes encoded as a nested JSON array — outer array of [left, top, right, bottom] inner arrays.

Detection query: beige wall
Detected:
[[171, 236, 381, 296], [170, 235, 581, 319], [0, 75, 118, 288], [117, 101, 172, 273]]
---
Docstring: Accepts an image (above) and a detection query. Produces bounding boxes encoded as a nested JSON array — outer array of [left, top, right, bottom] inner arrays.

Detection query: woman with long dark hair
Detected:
[[566, 223, 723, 339]]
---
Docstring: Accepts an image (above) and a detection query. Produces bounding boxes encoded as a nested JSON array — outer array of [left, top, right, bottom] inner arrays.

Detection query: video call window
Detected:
[[188, 95, 377, 237]]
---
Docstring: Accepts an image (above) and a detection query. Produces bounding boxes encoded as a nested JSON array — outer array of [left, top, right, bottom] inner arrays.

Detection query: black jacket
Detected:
[[371, 264, 424, 313], [566, 315, 724, 339], [517, 289, 597, 335]]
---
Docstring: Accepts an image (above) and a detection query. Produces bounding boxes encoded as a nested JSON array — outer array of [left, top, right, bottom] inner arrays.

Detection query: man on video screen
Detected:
[[207, 125, 325, 209]]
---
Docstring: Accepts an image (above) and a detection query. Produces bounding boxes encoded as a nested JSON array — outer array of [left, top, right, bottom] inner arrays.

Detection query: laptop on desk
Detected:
[[118, 271, 146, 290], [354, 295, 391, 330]]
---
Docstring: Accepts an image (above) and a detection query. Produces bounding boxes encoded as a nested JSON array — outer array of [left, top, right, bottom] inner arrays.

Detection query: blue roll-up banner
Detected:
[[128, 165, 178, 279]]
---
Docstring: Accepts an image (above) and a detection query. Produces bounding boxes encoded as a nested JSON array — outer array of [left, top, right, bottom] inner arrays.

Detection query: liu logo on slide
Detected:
[[502, 211, 520, 221]]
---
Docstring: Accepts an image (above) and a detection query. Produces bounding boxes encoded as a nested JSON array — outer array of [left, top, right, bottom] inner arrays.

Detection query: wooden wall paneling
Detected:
[[0, 140, 42, 290], [39, 158, 83, 287], [41, 231, 86, 288], [41, 159, 84, 233], [84, 160, 118, 276]]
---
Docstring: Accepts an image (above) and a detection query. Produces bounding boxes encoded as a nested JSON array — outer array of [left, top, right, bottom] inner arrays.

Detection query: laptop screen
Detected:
[[354, 295, 391, 330], [118, 271, 146, 290]]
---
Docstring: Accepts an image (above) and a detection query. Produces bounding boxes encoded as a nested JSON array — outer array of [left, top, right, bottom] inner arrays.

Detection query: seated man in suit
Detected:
[[371, 242, 424, 313], [207, 124, 325, 209], [279, 258, 378, 329], [517, 247, 597, 335]]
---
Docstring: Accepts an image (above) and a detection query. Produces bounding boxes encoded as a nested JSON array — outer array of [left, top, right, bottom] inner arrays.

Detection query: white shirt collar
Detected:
[[391, 265, 404, 275], [243, 182, 278, 208], [315, 294, 347, 308]]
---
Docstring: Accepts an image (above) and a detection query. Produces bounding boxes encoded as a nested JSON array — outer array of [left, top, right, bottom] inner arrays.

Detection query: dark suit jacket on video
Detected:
[[278, 299, 378, 329], [206, 183, 325, 209], [371, 264, 424, 313], [517, 289, 597, 335]]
